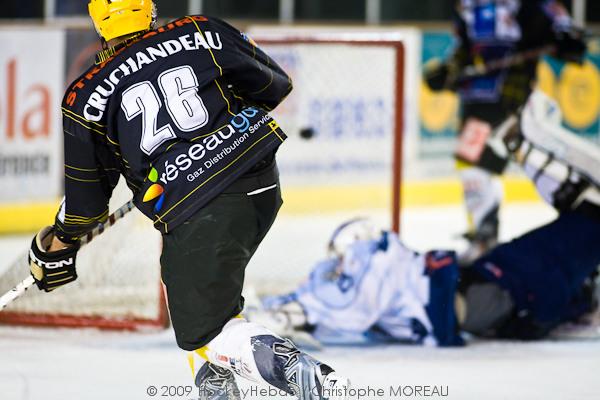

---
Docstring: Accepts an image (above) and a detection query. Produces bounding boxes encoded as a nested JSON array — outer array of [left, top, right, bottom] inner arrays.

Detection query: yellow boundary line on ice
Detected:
[[0, 176, 541, 234]]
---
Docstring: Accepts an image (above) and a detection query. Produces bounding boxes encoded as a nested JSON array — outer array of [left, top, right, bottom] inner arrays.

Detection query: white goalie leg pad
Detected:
[[521, 90, 600, 187]]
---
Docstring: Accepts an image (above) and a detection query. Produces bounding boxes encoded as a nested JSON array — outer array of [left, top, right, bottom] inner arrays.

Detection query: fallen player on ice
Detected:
[[247, 91, 600, 347]]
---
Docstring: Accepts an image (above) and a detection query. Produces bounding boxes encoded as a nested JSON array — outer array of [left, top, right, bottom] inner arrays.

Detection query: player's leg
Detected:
[[160, 161, 348, 399], [194, 316, 347, 399], [458, 164, 503, 260], [463, 207, 600, 339], [457, 268, 515, 337], [454, 109, 509, 264]]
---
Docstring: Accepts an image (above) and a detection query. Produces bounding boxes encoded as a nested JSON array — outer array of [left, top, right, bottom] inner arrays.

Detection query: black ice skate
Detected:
[[252, 335, 350, 399], [195, 362, 240, 400]]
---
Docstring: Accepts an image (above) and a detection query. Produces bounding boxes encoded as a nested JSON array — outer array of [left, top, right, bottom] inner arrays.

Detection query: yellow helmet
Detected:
[[88, 0, 155, 42]]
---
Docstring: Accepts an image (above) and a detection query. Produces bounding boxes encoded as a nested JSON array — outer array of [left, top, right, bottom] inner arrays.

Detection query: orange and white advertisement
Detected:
[[0, 29, 65, 203]]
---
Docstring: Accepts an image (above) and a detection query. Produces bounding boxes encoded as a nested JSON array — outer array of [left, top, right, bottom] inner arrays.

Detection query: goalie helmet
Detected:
[[327, 218, 380, 258], [88, 0, 156, 42]]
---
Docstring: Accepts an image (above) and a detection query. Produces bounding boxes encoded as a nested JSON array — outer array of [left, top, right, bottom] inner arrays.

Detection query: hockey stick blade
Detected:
[[0, 200, 135, 311]]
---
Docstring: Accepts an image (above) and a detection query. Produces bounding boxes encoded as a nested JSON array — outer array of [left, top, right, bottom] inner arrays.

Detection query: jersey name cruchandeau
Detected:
[[84, 31, 223, 121], [55, 16, 292, 241]]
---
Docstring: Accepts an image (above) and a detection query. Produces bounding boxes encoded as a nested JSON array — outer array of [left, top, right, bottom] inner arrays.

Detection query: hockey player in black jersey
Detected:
[[424, 0, 586, 263], [26, 1, 348, 399]]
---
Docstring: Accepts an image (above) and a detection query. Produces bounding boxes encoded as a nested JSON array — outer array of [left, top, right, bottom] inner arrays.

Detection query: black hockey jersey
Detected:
[[450, 0, 583, 117], [56, 16, 291, 242]]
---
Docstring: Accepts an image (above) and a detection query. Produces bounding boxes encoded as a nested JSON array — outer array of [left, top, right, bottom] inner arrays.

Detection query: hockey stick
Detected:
[[458, 45, 556, 81], [0, 199, 135, 311]]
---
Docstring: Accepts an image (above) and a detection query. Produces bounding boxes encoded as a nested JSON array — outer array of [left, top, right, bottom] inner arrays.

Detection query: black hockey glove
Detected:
[[424, 60, 458, 92], [29, 226, 80, 292], [555, 29, 587, 64]]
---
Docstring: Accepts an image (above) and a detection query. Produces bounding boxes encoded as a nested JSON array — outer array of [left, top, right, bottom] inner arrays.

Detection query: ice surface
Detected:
[[1, 325, 599, 400], [1, 202, 599, 400]]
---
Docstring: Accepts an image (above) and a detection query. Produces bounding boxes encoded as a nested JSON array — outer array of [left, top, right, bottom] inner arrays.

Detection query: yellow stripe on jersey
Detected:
[[64, 209, 109, 223], [214, 80, 235, 116], [64, 214, 108, 223], [249, 68, 274, 96], [188, 17, 223, 76], [63, 216, 105, 225], [61, 107, 108, 128], [65, 174, 101, 183], [105, 135, 120, 146], [268, 120, 284, 142], [188, 17, 237, 117], [65, 164, 98, 172], [62, 113, 107, 137]]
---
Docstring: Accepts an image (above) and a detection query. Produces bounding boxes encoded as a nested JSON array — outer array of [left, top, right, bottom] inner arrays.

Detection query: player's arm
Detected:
[[54, 130, 119, 244], [29, 128, 119, 292], [539, 0, 586, 62], [211, 18, 293, 111], [424, 4, 470, 91]]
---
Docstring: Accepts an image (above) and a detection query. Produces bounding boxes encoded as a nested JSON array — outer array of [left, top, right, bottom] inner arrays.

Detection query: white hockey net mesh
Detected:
[[0, 184, 167, 329], [262, 42, 398, 185]]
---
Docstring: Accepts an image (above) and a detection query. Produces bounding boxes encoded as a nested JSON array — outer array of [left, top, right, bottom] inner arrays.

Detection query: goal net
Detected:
[[0, 185, 169, 330], [0, 33, 405, 328]]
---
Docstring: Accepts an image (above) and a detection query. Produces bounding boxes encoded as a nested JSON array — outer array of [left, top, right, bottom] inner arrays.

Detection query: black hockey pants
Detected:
[[160, 160, 282, 351]]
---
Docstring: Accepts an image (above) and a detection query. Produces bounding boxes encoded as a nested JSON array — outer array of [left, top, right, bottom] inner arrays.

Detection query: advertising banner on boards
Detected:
[[0, 29, 65, 203]]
